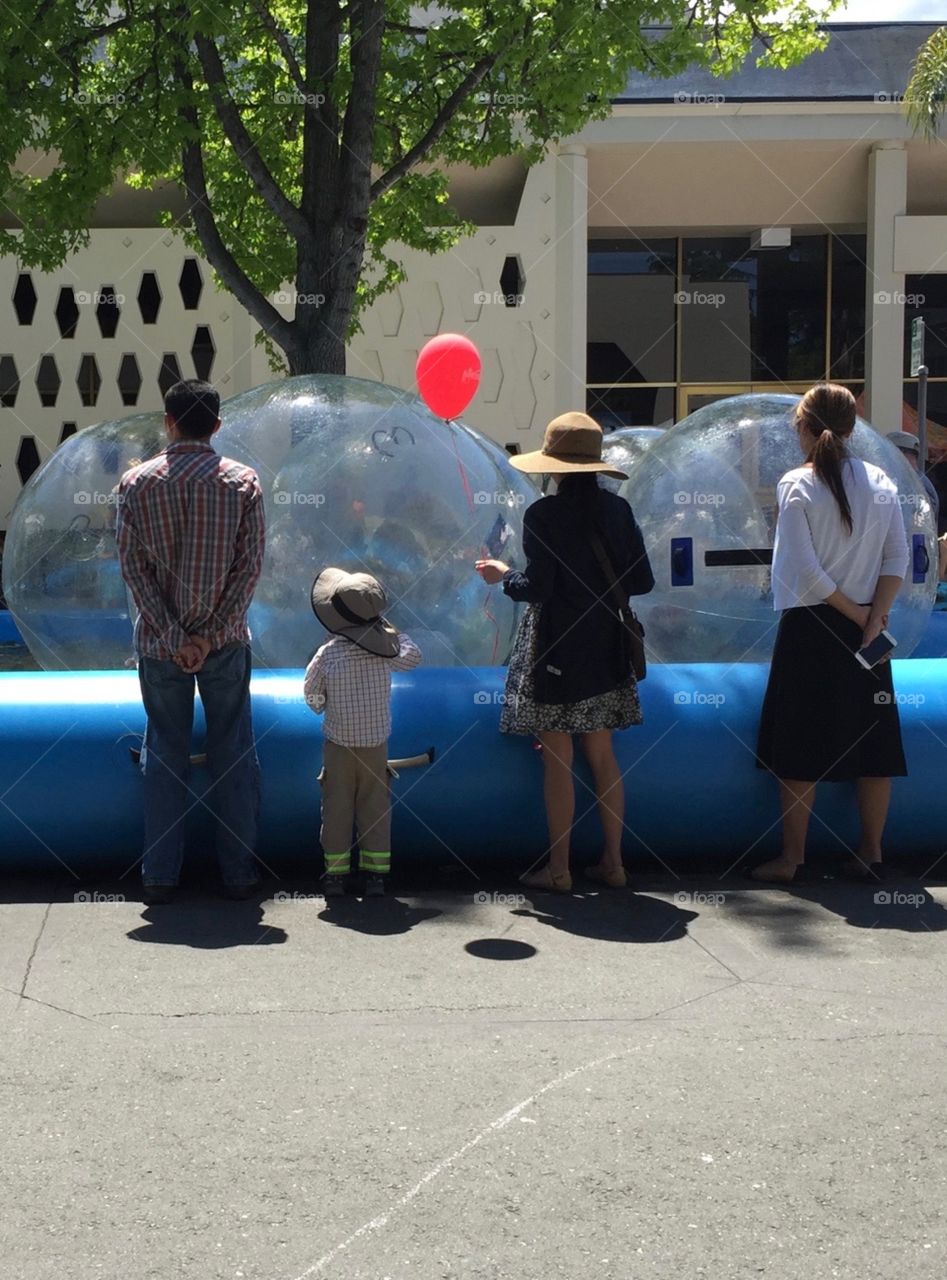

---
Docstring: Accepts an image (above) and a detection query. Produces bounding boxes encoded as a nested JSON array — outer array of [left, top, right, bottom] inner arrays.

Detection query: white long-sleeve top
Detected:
[[771, 458, 909, 611]]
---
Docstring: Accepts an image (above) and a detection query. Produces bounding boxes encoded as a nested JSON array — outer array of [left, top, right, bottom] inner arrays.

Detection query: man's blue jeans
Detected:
[[138, 642, 260, 886]]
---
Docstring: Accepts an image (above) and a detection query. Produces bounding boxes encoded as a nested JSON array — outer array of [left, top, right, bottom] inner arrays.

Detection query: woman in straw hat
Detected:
[[475, 412, 654, 892]]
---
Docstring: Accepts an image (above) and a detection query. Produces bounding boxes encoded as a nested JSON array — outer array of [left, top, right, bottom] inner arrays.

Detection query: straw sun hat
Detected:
[[509, 411, 628, 481]]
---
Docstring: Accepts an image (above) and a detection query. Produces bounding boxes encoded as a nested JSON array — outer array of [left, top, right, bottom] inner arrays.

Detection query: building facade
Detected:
[[0, 21, 944, 527]]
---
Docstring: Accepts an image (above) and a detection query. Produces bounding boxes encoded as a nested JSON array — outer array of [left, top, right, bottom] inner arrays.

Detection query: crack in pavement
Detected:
[[16, 903, 51, 1006]]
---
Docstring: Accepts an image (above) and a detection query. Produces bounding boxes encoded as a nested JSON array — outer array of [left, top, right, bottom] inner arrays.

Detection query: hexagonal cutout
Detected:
[[158, 353, 182, 396], [118, 353, 142, 406], [77, 354, 101, 406], [59, 422, 78, 443], [0, 355, 19, 407], [35, 355, 60, 407], [191, 325, 215, 380], [13, 273, 37, 324], [137, 272, 162, 324], [96, 284, 121, 338], [179, 258, 203, 310], [55, 286, 80, 338], [16, 436, 40, 484], [499, 255, 525, 306]]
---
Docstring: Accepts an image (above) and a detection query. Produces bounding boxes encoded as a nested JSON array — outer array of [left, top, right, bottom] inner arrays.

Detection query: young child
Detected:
[[304, 567, 421, 897]]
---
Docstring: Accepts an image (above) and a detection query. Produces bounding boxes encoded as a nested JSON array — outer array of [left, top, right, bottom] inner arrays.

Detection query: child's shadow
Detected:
[[318, 897, 441, 937]]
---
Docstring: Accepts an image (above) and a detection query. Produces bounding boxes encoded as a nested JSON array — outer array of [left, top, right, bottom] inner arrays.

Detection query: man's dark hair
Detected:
[[164, 379, 221, 439]]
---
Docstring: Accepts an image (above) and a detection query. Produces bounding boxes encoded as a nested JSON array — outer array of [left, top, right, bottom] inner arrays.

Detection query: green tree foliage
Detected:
[[0, 2, 831, 373], [906, 26, 947, 141]]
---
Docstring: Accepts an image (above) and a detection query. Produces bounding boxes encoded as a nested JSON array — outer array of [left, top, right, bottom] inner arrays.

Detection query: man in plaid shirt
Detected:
[[116, 380, 265, 905]]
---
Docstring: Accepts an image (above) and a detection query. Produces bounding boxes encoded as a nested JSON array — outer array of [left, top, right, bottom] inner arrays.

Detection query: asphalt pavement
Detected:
[[0, 868, 945, 1280]]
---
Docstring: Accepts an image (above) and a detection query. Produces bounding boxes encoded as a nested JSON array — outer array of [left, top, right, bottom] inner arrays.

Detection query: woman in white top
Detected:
[[752, 384, 909, 884]]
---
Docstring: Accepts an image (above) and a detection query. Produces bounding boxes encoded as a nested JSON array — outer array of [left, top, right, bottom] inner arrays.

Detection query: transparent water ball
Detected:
[[3, 411, 166, 669], [624, 394, 936, 663], [216, 376, 538, 666], [4, 378, 538, 670], [600, 426, 665, 494]]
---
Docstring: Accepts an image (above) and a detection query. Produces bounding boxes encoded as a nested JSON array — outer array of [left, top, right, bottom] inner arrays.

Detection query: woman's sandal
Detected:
[[519, 866, 573, 893], [840, 859, 886, 883], [747, 858, 807, 885], [585, 864, 628, 889]]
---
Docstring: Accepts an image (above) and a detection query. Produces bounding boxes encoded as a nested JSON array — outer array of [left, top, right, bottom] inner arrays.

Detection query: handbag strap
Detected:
[[587, 527, 631, 620]]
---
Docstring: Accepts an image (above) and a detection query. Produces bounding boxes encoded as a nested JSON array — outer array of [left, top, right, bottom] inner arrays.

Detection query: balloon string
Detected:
[[447, 419, 477, 514], [446, 418, 501, 661]]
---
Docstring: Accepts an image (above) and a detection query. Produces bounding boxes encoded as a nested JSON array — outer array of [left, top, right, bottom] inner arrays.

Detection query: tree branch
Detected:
[[370, 51, 499, 202], [194, 32, 309, 241], [172, 41, 294, 352], [249, 0, 306, 94], [301, 0, 343, 232]]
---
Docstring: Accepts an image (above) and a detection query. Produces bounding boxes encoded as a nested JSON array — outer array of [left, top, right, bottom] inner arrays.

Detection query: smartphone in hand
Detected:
[[855, 629, 897, 669]]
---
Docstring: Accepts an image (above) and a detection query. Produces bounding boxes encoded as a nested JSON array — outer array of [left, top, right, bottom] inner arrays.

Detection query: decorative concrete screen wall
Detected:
[[0, 157, 562, 527]]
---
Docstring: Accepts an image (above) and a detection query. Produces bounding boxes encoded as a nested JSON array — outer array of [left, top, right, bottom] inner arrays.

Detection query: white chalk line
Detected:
[[289, 1048, 627, 1279]]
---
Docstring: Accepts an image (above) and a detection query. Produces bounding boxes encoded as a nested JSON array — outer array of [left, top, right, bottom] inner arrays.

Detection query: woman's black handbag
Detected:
[[587, 530, 647, 682]]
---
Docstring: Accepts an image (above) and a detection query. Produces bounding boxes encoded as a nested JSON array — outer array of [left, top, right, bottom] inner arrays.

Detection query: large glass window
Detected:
[[587, 240, 676, 387], [681, 236, 826, 383], [830, 234, 866, 381], [903, 274, 947, 378], [586, 385, 676, 429]]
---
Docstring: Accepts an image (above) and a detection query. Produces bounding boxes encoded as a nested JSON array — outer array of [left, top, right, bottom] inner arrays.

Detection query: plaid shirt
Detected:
[[304, 634, 422, 747], [116, 441, 265, 659]]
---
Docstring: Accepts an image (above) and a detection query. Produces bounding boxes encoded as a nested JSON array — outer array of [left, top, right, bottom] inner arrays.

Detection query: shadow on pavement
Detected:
[[318, 897, 442, 936], [512, 892, 698, 944], [128, 901, 288, 948]]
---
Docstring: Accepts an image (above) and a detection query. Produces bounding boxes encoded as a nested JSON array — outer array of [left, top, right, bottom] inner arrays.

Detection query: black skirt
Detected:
[[756, 605, 907, 782]]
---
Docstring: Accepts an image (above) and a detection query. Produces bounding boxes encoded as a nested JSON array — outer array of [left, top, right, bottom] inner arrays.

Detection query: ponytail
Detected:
[[809, 428, 853, 534], [796, 383, 856, 534]]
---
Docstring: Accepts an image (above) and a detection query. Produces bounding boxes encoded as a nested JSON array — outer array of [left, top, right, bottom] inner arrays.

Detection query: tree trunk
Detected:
[[285, 286, 353, 375]]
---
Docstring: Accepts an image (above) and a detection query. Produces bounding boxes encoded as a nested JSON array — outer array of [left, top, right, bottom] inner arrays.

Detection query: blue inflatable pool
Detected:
[[0, 663, 943, 874]]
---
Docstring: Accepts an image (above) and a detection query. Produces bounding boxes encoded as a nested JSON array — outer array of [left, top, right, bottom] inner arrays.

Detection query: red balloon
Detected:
[[415, 334, 481, 420]]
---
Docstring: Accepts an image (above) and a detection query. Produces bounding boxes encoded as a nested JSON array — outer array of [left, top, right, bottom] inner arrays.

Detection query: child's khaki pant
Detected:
[[319, 740, 391, 876]]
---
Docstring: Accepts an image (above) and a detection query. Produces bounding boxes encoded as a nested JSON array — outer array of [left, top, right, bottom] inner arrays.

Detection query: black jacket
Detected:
[[502, 481, 654, 704]]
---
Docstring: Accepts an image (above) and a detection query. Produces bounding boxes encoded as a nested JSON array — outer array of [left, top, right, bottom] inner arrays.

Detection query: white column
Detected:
[[553, 143, 589, 415], [864, 142, 907, 429]]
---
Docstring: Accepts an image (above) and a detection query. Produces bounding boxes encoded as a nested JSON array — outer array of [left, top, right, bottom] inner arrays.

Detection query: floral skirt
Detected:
[[499, 604, 642, 736]]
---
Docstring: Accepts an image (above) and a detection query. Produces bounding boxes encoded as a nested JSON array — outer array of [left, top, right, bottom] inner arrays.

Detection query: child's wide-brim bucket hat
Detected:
[[311, 567, 400, 658], [509, 411, 628, 480]]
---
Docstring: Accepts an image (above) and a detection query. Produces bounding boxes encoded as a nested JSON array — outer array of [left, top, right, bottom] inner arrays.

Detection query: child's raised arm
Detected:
[[391, 633, 422, 671]]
